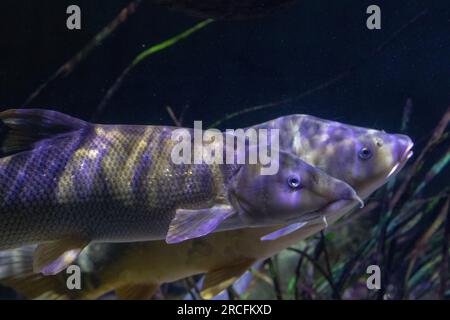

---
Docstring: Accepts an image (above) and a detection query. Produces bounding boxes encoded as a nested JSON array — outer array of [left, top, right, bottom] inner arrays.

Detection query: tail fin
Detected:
[[0, 246, 74, 300], [0, 246, 34, 279]]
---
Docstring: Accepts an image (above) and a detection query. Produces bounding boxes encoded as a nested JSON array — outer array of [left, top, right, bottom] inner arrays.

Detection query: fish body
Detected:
[[0, 109, 362, 275], [0, 112, 414, 299], [0, 111, 235, 247], [0, 194, 370, 300], [0, 221, 327, 300]]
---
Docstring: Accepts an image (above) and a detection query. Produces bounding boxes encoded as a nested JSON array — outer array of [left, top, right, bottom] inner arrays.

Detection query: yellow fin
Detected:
[[2, 274, 72, 300], [200, 258, 255, 299], [116, 283, 159, 300], [33, 239, 89, 275]]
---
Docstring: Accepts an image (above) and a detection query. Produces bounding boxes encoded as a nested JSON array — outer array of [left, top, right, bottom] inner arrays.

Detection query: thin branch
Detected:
[[166, 105, 189, 127], [265, 258, 283, 300], [23, 0, 143, 106], [439, 197, 450, 299], [287, 248, 341, 299], [92, 64, 134, 121], [92, 19, 213, 121], [401, 98, 413, 133], [320, 231, 333, 283], [329, 201, 380, 231], [389, 106, 450, 211], [293, 245, 308, 300], [209, 10, 428, 128], [184, 277, 203, 300], [226, 286, 241, 300]]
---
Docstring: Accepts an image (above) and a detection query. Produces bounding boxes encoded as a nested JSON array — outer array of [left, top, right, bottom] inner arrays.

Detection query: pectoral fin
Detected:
[[261, 221, 309, 241], [116, 283, 160, 300], [33, 238, 89, 275], [166, 205, 235, 244], [200, 258, 255, 299]]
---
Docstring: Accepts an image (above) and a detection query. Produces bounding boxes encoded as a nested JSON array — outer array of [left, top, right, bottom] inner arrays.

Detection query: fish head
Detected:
[[228, 149, 362, 225], [341, 131, 414, 198], [305, 126, 414, 199], [258, 115, 414, 199]]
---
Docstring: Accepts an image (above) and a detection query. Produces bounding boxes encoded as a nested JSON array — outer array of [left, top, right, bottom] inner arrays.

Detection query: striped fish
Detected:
[[0, 109, 360, 275], [0, 111, 414, 299]]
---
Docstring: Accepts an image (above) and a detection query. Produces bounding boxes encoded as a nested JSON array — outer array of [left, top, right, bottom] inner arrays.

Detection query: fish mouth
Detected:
[[387, 139, 414, 179], [401, 139, 415, 163]]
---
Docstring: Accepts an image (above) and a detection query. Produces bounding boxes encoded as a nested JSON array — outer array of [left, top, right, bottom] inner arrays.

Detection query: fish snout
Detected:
[[333, 180, 364, 208], [386, 134, 414, 179], [394, 134, 414, 164], [310, 168, 363, 208]]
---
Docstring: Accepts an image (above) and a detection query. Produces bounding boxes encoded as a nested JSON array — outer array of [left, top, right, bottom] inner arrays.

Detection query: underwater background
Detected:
[[0, 0, 449, 299]]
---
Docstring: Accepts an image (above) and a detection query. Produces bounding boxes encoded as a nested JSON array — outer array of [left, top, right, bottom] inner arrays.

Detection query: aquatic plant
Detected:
[[4, 1, 446, 301], [233, 105, 450, 300], [93, 18, 213, 120]]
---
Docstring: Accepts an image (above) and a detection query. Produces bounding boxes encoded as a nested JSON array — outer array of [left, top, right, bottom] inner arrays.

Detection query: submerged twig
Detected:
[[209, 10, 428, 128], [401, 98, 413, 133], [320, 232, 333, 283], [266, 258, 283, 300], [287, 248, 341, 299], [330, 201, 380, 230], [184, 277, 203, 300], [23, 0, 143, 106], [208, 71, 350, 128], [439, 197, 450, 299], [226, 286, 241, 300], [292, 245, 308, 300], [166, 105, 189, 127], [389, 106, 450, 211], [314, 106, 450, 299], [93, 19, 213, 121], [413, 144, 450, 196]]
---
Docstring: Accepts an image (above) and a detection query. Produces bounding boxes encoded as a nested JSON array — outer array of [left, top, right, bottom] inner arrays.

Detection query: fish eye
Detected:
[[358, 147, 372, 160], [287, 175, 301, 189]]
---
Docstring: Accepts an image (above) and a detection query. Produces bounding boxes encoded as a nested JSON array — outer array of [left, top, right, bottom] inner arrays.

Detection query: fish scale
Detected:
[[0, 114, 236, 249], [0, 109, 409, 279], [0, 108, 416, 296]]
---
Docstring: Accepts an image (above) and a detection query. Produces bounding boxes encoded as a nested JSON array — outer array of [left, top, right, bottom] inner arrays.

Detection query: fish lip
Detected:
[[387, 140, 414, 179], [401, 140, 415, 163]]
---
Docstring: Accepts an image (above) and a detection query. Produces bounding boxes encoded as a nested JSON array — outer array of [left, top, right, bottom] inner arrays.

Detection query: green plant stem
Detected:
[[93, 19, 213, 121]]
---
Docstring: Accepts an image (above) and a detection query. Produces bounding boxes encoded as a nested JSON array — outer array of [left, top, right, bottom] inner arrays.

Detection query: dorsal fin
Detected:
[[0, 109, 90, 156]]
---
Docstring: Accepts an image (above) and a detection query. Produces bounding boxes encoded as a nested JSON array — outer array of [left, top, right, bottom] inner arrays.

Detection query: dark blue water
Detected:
[[1, 0, 449, 136]]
